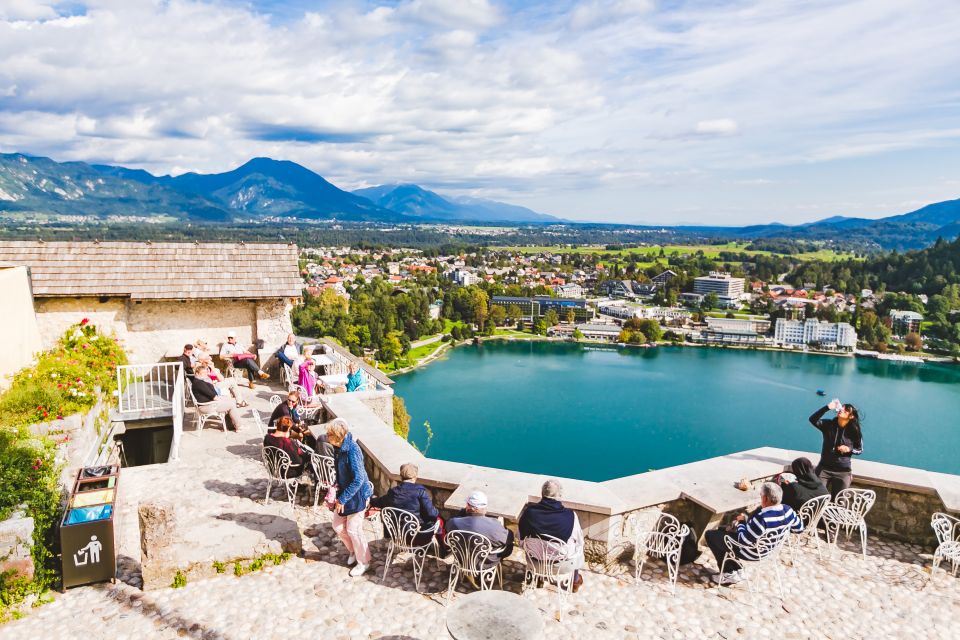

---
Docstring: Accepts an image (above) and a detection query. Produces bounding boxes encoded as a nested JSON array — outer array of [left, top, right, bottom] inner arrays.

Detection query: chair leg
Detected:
[[446, 565, 459, 604], [635, 553, 646, 585], [264, 479, 272, 504], [412, 548, 426, 592], [382, 543, 395, 581], [859, 523, 868, 559]]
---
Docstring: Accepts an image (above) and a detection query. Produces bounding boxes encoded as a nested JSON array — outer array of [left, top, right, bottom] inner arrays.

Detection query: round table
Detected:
[[446, 590, 543, 640]]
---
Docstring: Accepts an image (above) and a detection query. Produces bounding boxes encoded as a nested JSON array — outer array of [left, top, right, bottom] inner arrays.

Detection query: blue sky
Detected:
[[1, 1, 959, 225]]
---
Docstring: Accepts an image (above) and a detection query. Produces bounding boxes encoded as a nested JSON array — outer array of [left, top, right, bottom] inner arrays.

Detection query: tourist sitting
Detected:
[[707, 482, 803, 585], [275, 333, 300, 368], [370, 463, 446, 552], [263, 416, 308, 478], [190, 364, 244, 431], [326, 419, 374, 577], [345, 360, 365, 392], [199, 354, 248, 408], [518, 479, 585, 592], [194, 338, 212, 361], [179, 343, 196, 377], [446, 491, 514, 566], [219, 331, 269, 387], [778, 457, 829, 512], [292, 343, 316, 374], [269, 391, 306, 431]]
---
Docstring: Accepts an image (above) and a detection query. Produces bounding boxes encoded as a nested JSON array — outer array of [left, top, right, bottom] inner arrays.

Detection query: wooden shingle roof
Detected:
[[0, 241, 302, 300]]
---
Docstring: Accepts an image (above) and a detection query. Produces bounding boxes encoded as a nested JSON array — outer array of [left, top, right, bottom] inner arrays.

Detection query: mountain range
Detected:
[[1, 152, 958, 249]]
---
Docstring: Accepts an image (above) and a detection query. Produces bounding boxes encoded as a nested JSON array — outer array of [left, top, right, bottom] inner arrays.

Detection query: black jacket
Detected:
[[518, 498, 575, 541], [191, 377, 219, 404], [781, 476, 829, 512], [370, 482, 439, 528], [809, 405, 863, 472], [179, 354, 194, 376], [269, 401, 303, 427]]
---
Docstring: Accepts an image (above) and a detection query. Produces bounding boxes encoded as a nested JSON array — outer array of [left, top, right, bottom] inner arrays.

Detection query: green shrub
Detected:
[[171, 570, 187, 589]]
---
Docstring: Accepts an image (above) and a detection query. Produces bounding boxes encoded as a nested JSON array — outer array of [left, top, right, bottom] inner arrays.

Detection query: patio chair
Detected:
[[269, 394, 282, 408], [185, 379, 227, 436], [718, 524, 792, 600], [787, 494, 831, 561], [250, 410, 266, 436], [308, 454, 337, 508], [381, 507, 442, 592], [446, 530, 503, 603], [282, 364, 296, 390], [261, 446, 304, 509], [634, 512, 689, 595], [931, 512, 960, 581], [521, 534, 578, 621], [821, 488, 876, 559]]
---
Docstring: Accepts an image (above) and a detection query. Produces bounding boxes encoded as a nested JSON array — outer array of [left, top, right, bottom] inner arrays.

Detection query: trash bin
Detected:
[[60, 464, 120, 589]]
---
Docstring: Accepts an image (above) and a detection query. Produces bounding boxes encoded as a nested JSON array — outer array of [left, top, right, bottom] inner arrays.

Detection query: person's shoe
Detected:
[[571, 573, 583, 593], [711, 570, 743, 585], [346, 554, 357, 567], [259, 371, 270, 379], [248, 381, 256, 390], [349, 562, 369, 577]]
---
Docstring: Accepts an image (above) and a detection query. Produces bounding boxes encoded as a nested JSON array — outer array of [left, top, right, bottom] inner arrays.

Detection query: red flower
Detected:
[[42, 411, 48, 418], [56, 415, 64, 420], [80, 318, 89, 326], [32, 459, 42, 470]]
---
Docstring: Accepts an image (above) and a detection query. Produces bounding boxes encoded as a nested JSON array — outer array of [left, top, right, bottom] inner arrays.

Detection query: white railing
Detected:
[[170, 365, 184, 462], [116, 362, 183, 414]]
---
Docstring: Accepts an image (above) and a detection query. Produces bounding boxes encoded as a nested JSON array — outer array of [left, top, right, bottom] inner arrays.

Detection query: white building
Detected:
[[774, 318, 857, 350], [451, 269, 480, 286], [554, 283, 584, 298], [575, 323, 622, 342], [705, 317, 771, 335], [693, 272, 745, 301]]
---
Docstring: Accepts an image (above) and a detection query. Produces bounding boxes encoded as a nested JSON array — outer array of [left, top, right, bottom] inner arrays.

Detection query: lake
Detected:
[[393, 340, 960, 482]]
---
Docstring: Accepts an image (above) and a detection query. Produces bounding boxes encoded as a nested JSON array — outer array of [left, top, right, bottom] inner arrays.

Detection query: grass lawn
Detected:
[[494, 242, 857, 262]]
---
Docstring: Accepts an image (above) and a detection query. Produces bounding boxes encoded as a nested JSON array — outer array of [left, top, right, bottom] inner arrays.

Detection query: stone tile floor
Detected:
[[4, 387, 958, 639]]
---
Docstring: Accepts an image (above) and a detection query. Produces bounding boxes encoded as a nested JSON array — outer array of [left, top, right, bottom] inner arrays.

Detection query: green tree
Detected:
[[489, 304, 506, 326], [506, 304, 523, 328], [392, 395, 411, 439], [379, 331, 403, 364], [544, 309, 560, 327], [533, 318, 548, 335], [702, 293, 719, 311], [572, 328, 584, 341], [637, 319, 662, 342]]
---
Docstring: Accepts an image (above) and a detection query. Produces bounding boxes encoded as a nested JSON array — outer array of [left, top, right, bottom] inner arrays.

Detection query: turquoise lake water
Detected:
[[393, 341, 960, 482]]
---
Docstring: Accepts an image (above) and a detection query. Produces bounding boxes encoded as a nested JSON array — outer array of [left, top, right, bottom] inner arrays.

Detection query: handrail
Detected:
[[115, 362, 184, 414]]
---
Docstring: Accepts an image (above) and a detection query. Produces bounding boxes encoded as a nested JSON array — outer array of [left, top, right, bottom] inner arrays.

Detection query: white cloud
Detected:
[[694, 119, 739, 136], [0, 0, 57, 20]]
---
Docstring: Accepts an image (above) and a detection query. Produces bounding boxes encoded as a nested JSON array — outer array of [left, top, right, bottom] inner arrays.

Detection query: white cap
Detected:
[[466, 491, 487, 509], [227, 331, 236, 338]]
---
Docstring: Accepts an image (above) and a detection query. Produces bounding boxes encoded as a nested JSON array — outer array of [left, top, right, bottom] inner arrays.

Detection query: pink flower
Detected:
[[80, 318, 89, 326]]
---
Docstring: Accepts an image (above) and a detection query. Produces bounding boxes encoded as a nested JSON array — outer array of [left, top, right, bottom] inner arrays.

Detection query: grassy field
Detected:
[[494, 242, 857, 262]]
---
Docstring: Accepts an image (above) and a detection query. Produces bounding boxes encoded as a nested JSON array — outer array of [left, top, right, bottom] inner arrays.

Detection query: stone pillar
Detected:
[[255, 299, 294, 371], [139, 501, 178, 590]]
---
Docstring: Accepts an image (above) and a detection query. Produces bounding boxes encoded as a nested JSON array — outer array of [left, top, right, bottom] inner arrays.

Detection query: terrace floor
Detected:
[[5, 385, 959, 640]]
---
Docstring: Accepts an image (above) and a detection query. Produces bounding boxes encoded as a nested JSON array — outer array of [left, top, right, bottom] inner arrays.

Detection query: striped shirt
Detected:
[[736, 504, 803, 559]]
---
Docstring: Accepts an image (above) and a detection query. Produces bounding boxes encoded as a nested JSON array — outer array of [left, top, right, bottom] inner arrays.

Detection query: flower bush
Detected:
[[0, 321, 127, 429]]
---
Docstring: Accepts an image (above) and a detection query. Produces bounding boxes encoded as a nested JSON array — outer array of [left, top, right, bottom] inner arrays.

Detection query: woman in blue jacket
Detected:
[[326, 419, 374, 576]]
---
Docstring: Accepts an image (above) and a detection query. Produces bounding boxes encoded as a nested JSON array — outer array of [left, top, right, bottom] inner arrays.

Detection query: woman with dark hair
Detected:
[[808, 399, 864, 497], [779, 457, 829, 511]]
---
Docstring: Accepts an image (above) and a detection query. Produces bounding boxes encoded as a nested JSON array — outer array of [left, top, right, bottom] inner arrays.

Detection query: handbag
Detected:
[[324, 485, 338, 511], [233, 353, 255, 361]]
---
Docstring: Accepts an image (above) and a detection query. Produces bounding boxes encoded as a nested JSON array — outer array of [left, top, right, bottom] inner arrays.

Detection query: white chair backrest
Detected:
[[283, 364, 295, 386], [269, 394, 282, 408], [310, 454, 337, 488], [185, 379, 200, 406], [446, 530, 496, 574], [834, 488, 876, 517], [262, 446, 294, 480], [750, 524, 793, 559], [522, 534, 574, 577], [797, 494, 832, 529], [642, 513, 689, 557], [381, 507, 423, 548], [931, 512, 960, 545]]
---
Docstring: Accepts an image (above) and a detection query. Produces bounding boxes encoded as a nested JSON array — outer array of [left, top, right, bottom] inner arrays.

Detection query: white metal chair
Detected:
[[250, 410, 266, 436], [446, 530, 503, 603], [269, 394, 282, 408], [282, 364, 295, 389], [261, 446, 305, 508], [308, 454, 337, 508], [718, 524, 792, 600], [521, 534, 578, 621], [821, 488, 876, 559], [634, 512, 689, 595], [186, 380, 227, 436], [787, 494, 831, 561], [381, 507, 442, 592], [931, 512, 960, 581]]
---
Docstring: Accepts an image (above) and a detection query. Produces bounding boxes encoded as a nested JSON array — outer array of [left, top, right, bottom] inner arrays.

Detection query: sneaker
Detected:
[[349, 562, 369, 577], [712, 570, 743, 585], [259, 371, 270, 379], [346, 554, 357, 567]]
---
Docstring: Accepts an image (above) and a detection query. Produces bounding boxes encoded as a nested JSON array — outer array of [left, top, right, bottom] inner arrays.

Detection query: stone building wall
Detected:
[[0, 265, 42, 390], [33, 297, 290, 365], [856, 480, 944, 547]]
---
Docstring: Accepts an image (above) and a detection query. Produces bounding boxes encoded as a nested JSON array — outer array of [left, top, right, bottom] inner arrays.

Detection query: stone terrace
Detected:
[[5, 386, 960, 639]]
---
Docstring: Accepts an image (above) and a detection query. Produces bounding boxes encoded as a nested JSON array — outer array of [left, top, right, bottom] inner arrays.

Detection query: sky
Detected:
[[1, 0, 960, 225]]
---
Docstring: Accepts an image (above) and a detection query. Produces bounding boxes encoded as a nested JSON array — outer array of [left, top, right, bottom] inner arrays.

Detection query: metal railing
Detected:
[[116, 362, 183, 414]]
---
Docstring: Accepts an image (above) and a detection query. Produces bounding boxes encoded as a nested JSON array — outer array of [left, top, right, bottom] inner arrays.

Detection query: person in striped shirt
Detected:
[[707, 482, 803, 584]]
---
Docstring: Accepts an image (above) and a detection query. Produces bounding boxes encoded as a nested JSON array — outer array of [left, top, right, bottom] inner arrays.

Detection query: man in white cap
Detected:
[[446, 490, 514, 565], [219, 331, 269, 387]]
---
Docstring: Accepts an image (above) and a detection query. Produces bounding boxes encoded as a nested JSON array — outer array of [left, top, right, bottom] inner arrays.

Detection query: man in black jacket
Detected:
[[370, 463, 444, 550], [191, 364, 244, 431], [179, 344, 195, 378], [518, 479, 585, 592]]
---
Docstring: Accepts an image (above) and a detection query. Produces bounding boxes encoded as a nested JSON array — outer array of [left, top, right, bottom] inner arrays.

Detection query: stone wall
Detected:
[[0, 509, 35, 580], [856, 480, 945, 547], [0, 265, 42, 391], [33, 297, 290, 365]]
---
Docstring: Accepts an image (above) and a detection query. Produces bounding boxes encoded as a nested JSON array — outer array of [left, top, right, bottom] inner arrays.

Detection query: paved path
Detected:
[[5, 386, 958, 639], [410, 333, 445, 349]]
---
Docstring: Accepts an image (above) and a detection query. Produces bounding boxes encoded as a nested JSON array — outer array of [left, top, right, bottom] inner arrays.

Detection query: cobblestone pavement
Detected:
[[5, 389, 958, 639]]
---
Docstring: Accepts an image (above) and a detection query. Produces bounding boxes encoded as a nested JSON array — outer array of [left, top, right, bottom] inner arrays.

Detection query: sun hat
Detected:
[[227, 331, 237, 338], [466, 490, 488, 509]]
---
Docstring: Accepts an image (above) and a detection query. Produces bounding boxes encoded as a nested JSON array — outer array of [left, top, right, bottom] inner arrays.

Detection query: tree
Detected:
[[392, 395, 411, 439], [617, 328, 632, 343], [489, 305, 506, 327], [565, 309, 576, 324], [533, 318, 548, 335], [544, 309, 560, 327], [637, 319, 662, 342], [470, 287, 489, 329], [572, 328, 584, 341], [904, 332, 923, 352], [702, 293, 719, 311], [506, 304, 522, 328], [379, 331, 403, 364]]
